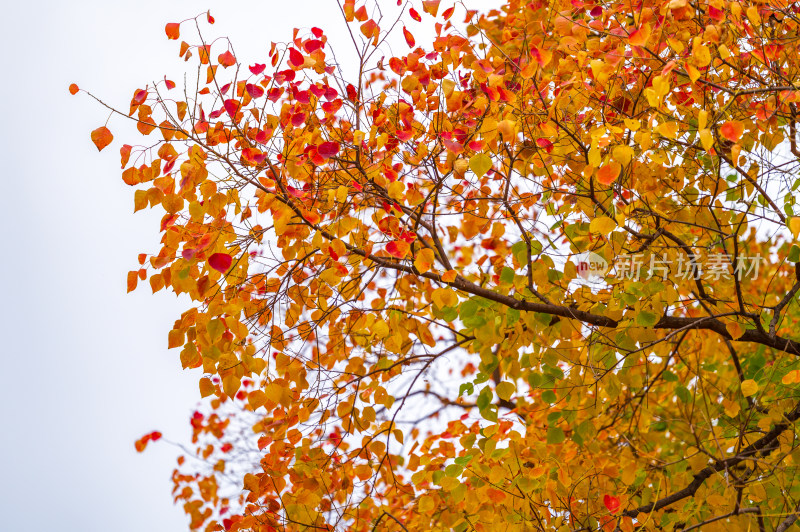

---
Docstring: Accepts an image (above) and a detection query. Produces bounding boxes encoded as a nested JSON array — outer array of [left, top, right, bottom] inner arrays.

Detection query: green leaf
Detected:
[[445, 464, 464, 477], [636, 311, 659, 327], [546, 427, 565, 444], [676, 386, 692, 403], [789, 245, 800, 263]]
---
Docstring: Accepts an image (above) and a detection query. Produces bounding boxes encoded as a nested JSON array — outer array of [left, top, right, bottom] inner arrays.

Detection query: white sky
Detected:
[[0, 1, 496, 529]]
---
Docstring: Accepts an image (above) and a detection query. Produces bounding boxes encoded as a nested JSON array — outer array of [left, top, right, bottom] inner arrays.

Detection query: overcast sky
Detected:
[[0, 1, 494, 530]]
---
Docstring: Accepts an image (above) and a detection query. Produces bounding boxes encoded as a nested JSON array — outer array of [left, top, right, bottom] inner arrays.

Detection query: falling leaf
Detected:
[[91, 126, 113, 151]]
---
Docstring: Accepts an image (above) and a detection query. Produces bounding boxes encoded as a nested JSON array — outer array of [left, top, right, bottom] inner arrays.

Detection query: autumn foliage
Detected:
[[80, 0, 800, 530]]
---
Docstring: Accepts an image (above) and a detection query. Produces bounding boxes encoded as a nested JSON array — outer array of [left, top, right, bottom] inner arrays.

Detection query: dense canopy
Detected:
[[82, 0, 800, 530]]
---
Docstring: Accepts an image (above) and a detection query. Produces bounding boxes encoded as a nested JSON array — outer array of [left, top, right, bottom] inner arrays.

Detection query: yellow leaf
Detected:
[[723, 398, 741, 417], [698, 110, 708, 131], [699, 128, 714, 151], [496, 381, 515, 401], [414, 248, 435, 274], [741, 379, 759, 397], [469, 153, 493, 177], [624, 118, 640, 131], [589, 216, 616, 234], [432, 288, 458, 308], [656, 121, 678, 139], [788, 217, 800, 237], [222, 374, 241, 398], [686, 64, 701, 83], [611, 145, 634, 166], [199, 377, 216, 398]]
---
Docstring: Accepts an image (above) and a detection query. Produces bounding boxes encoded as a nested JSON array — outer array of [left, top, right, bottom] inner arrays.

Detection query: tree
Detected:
[[77, 0, 800, 529]]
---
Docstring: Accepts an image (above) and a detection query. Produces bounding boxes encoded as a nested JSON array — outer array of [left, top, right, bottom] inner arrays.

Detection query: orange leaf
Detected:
[[68, 83, 79, 95], [120, 144, 132, 168], [218, 50, 236, 67], [91, 126, 113, 151], [403, 26, 415, 47], [597, 162, 621, 185], [628, 24, 651, 47], [127, 271, 138, 293], [165, 22, 180, 40], [422, 0, 440, 16], [720, 120, 744, 142], [441, 269, 457, 282]]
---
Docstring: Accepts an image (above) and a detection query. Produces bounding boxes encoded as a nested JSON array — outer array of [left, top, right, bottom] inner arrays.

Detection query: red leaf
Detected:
[[246, 83, 264, 98], [164, 78, 176, 90], [291, 113, 306, 127], [224, 99, 240, 118], [68, 83, 79, 95], [207, 10, 215, 24], [409, 7, 422, 21], [133, 89, 147, 105], [149, 431, 162, 441], [402, 26, 415, 47], [289, 48, 304, 67], [603, 494, 620, 513], [386, 240, 410, 258], [218, 50, 236, 67], [165, 22, 180, 40], [249, 63, 266, 75], [91, 126, 113, 151], [318, 141, 340, 159], [209, 253, 233, 273]]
